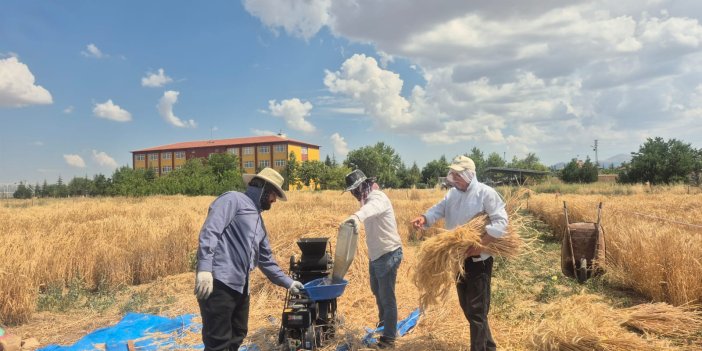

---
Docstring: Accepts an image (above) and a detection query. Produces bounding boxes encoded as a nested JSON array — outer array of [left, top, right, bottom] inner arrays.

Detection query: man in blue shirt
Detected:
[[195, 168, 304, 351]]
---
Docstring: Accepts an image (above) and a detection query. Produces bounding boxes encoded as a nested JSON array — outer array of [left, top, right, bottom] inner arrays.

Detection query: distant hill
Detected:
[[550, 153, 631, 170], [599, 153, 630, 168]]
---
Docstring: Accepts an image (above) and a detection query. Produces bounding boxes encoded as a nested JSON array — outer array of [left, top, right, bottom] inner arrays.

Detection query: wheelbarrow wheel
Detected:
[[576, 257, 588, 283]]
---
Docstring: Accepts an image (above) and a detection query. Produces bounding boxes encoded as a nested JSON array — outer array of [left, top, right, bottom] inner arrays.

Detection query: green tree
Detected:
[[422, 155, 449, 187], [485, 152, 507, 168], [619, 137, 697, 184], [319, 164, 351, 190], [54, 176, 69, 197], [509, 153, 548, 171], [13, 182, 32, 199], [298, 160, 326, 189], [110, 167, 151, 196], [560, 157, 598, 183], [284, 152, 300, 190], [92, 174, 110, 196], [560, 159, 580, 183], [467, 147, 486, 178], [41, 180, 48, 198], [344, 142, 403, 188]]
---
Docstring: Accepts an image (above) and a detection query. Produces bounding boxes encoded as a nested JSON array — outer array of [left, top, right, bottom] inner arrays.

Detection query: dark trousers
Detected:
[[198, 279, 250, 351], [456, 257, 497, 351]]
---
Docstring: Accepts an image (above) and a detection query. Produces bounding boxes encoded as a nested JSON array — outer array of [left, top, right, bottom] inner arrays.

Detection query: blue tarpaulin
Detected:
[[36, 308, 420, 351], [37, 313, 203, 351], [337, 308, 421, 351]]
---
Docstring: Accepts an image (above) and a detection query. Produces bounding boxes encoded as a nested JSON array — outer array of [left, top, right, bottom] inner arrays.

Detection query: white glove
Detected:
[[195, 271, 214, 300], [288, 280, 304, 295], [344, 215, 360, 230]]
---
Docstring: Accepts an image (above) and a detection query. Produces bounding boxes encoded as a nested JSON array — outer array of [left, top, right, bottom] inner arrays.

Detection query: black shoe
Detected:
[[375, 338, 395, 349]]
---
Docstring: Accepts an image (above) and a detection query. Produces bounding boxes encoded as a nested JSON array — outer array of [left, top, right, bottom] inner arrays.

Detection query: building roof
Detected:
[[131, 135, 320, 153]]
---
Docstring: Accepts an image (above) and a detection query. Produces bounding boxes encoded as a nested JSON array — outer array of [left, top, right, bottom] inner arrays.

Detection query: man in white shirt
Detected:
[[411, 156, 508, 351], [343, 169, 403, 349]]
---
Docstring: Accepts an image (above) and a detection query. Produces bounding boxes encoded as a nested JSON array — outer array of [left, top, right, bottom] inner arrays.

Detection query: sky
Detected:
[[2, 0, 702, 184]]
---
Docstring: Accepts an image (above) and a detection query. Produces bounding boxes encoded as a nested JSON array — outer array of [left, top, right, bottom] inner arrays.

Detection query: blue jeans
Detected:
[[369, 247, 402, 342]]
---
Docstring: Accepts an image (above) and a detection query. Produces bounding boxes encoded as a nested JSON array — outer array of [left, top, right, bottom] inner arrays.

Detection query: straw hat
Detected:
[[243, 167, 287, 201]]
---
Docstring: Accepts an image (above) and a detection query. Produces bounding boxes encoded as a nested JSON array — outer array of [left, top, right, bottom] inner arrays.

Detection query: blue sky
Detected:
[[2, 0, 702, 184]]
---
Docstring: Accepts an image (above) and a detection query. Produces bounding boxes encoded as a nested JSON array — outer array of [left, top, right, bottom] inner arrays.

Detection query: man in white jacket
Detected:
[[342, 169, 403, 349], [411, 156, 508, 351]]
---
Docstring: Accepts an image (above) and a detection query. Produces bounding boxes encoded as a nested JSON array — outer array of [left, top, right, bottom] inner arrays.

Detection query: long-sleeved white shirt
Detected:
[[354, 190, 403, 261], [423, 179, 508, 261]]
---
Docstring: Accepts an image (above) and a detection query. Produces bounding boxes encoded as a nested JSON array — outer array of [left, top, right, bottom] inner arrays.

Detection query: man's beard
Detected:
[[260, 188, 273, 211], [261, 198, 272, 211]]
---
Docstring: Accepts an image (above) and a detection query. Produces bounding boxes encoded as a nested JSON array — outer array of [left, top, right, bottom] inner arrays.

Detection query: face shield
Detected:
[[446, 169, 475, 190]]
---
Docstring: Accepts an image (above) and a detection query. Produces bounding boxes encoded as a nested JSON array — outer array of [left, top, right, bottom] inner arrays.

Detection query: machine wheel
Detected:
[[576, 257, 588, 283]]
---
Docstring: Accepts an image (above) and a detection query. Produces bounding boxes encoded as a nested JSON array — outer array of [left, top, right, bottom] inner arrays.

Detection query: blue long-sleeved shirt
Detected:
[[423, 177, 508, 262], [196, 187, 293, 294]]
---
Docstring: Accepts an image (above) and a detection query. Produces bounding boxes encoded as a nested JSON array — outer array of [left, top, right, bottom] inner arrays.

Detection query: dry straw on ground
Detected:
[[412, 189, 529, 310], [531, 294, 702, 351]]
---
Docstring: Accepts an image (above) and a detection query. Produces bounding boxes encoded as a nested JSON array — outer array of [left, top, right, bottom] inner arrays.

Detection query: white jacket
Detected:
[[354, 190, 403, 261], [423, 179, 508, 261]]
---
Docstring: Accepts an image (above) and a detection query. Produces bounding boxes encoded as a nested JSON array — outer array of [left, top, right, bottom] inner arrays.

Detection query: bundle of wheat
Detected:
[[412, 189, 529, 310], [531, 294, 674, 351], [621, 302, 702, 341]]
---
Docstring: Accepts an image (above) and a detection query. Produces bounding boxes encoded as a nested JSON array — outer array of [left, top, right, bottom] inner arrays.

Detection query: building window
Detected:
[[274, 144, 285, 153], [244, 161, 254, 168], [301, 147, 308, 161], [162, 152, 171, 160], [136, 154, 145, 161], [274, 159, 286, 167], [175, 165, 182, 170], [259, 160, 270, 168], [243, 147, 254, 155], [227, 147, 239, 155], [149, 153, 159, 161], [175, 151, 186, 159], [258, 145, 270, 154], [162, 166, 172, 174]]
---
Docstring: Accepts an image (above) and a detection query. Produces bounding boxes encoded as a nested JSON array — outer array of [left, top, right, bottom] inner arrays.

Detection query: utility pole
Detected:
[[592, 139, 599, 170]]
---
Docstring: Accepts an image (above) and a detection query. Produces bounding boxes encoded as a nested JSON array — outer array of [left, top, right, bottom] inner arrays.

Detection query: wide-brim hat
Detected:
[[449, 155, 476, 172], [243, 167, 287, 201], [342, 169, 367, 193]]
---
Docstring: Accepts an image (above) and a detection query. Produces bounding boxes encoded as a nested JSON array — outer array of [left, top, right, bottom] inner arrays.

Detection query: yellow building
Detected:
[[131, 135, 320, 189]]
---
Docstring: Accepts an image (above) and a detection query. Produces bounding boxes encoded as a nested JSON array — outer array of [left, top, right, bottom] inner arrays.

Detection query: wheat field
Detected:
[[527, 192, 702, 306], [2, 188, 701, 350]]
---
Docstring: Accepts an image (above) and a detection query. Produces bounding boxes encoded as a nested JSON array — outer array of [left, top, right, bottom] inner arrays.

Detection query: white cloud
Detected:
[[63, 154, 86, 168], [251, 128, 278, 136], [247, 1, 702, 163], [93, 99, 132, 122], [377, 51, 394, 68], [81, 43, 107, 58], [63, 105, 74, 114], [158, 91, 196, 128], [92, 150, 118, 168], [243, 0, 331, 40], [268, 98, 316, 132], [0, 57, 53, 107], [324, 54, 442, 132], [330, 133, 349, 156], [326, 107, 365, 115], [141, 68, 173, 87], [32, 141, 44, 146]]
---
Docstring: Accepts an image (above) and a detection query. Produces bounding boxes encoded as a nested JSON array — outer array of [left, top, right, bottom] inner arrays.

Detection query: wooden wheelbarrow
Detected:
[[562, 202, 606, 283]]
